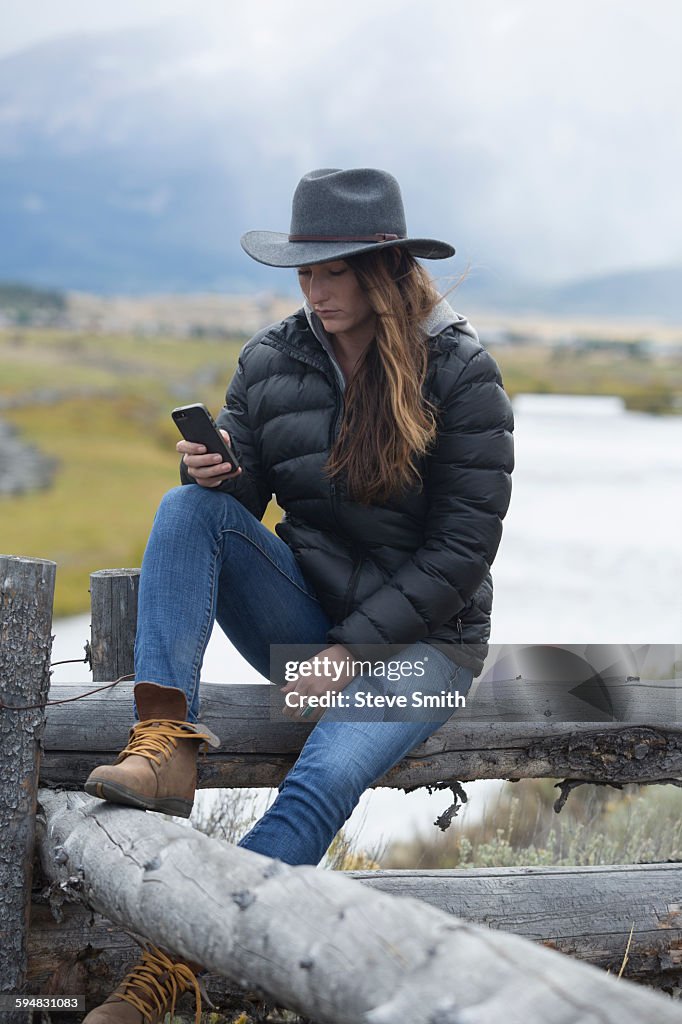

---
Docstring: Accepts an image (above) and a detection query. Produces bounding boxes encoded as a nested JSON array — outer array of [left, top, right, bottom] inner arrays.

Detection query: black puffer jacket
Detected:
[[181, 302, 514, 675]]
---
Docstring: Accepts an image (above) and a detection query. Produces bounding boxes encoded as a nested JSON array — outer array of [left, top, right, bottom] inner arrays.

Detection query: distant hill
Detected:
[[532, 266, 682, 321], [0, 282, 66, 325], [457, 266, 682, 321], [0, 24, 680, 321]]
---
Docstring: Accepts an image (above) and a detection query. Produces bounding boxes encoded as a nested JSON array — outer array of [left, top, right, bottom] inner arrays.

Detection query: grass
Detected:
[[2, 396, 178, 613], [490, 342, 682, 414], [0, 329, 282, 615], [382, 778, 682, 869]]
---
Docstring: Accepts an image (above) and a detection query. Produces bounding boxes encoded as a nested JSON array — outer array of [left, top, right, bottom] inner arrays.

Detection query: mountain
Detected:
[[0, 16, 680, 321], [458, 266, 682, 321], [530, 267, 682, 321], [0, 23, 296, 294]]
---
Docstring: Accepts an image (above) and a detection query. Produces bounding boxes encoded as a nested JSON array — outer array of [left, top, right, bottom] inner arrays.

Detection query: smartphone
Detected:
[[171, 403, 241, 470]]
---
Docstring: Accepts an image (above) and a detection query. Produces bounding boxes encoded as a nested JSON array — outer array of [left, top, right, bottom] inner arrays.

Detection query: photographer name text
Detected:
[[283, 689, 467, 710]]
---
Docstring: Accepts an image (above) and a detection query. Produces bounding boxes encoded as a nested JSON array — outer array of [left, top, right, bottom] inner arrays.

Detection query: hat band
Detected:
[[288, 232, 401, 243]]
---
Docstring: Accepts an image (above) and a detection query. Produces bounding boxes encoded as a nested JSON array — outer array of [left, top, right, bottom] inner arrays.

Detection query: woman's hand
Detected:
[[178, 429, 242, 488], [281, 643, 356, 723]]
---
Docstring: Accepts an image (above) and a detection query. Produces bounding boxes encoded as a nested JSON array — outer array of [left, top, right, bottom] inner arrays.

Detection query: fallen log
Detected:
[[40, 680, 682, 790], [28, 862, 682, 997], [36, 789, 682, 1024]]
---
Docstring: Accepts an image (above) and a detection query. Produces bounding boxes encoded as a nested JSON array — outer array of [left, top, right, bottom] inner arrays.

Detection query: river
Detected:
[[50, 394, 682, 854]]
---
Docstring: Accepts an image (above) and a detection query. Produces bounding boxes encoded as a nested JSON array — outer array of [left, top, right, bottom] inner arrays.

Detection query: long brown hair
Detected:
[[325, 248, 441, 505]]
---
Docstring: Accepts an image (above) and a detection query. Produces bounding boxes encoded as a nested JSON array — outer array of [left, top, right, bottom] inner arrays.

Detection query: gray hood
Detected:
[[419, 296, 477, 341], [303, 296, 477, 390]]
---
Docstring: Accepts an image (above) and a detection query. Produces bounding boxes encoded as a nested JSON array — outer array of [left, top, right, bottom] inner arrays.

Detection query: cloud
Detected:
[[1, 0, 680, 280]]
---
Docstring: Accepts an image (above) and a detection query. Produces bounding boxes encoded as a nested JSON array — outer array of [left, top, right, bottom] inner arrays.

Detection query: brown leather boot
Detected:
[[82, 943, 206, 1023], [84, 682, 220, 818]]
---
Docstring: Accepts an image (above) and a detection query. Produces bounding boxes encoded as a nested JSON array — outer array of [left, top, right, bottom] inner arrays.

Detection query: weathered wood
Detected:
[[89, 569, 139, 682], [40, 679, 682, 790], [27, 863, 682, 994], [0, 555, 56, 1016], [353, 863, 682, 982], [36, 789, 682, 1024]]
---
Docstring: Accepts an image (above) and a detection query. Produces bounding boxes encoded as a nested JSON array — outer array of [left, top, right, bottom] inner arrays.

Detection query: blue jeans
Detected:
[[134, 485, 473, 866]]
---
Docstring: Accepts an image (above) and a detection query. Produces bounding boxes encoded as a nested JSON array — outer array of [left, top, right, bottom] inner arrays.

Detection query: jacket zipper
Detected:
[[456, 617, 463, 643], [328, 381, 344, 530], [327, 385, 363, 619], [342, 551, 364, 620]]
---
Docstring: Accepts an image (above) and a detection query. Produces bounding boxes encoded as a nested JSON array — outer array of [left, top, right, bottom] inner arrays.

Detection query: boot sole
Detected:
[[84, 778, 193, 818]]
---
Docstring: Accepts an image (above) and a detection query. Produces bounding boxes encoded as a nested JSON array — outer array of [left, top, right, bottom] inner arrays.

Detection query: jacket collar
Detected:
[[302, 296, 475, 390], [302, 299, 347, 390]]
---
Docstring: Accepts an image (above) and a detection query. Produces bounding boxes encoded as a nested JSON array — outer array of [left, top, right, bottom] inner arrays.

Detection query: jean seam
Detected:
[[426, 645, 468, 689], [186, 531, 220, 721], [220, 526, 318, 601], [194, 489, 314, 601]]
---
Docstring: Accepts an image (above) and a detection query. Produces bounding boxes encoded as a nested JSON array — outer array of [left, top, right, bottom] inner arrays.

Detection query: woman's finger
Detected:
[[281, 681, 311, 719], [186, 455, 233, 475], [176, 439, 209, 455]]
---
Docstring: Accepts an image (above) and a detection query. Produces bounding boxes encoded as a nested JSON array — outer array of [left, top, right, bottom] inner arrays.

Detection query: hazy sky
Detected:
[[0, 1, 191, 58], [2, 0, 681, 281]]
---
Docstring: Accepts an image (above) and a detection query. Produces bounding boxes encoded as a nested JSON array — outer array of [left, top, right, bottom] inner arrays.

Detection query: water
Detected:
[[495, 394, 682, 643], [50, 394, 682, 852]]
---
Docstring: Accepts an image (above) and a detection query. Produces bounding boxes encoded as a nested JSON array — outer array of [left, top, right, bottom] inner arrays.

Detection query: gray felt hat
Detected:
[[240, 167, 455, 267]]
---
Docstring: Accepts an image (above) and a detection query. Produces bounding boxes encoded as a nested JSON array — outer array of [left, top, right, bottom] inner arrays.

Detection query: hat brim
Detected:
[[240, 231, 455, 268]]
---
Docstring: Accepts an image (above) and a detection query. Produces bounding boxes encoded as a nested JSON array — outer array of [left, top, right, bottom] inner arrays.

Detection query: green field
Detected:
[[0, 329, 281, 615], [1, 327, 680, 616], [495, 341, 682, 415]]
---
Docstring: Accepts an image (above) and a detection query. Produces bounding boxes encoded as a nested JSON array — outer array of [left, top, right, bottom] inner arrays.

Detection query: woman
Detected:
[[82, 167, 514, 1024]]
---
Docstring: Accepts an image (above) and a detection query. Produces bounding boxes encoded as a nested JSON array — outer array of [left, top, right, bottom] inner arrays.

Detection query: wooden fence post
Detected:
[[0, 555, 56, 1017], [89, 569, 140, 682]]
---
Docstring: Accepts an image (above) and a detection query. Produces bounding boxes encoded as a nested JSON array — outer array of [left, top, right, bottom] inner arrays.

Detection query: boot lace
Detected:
[[117, 719, 213, 766], [115, 944, 202, 1024]]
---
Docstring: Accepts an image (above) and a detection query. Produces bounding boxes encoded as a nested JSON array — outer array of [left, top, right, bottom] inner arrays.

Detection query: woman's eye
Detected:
[[329, 269, 347, 277], [297, 269, 311, 278]]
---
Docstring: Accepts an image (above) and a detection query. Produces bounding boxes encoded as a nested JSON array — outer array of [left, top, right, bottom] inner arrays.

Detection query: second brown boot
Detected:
[[84, 682, 220, 818], [82, 942, 206, 1023]]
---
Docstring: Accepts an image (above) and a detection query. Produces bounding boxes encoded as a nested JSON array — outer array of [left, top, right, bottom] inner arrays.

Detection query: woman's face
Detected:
[[297, 260, 375, 343]]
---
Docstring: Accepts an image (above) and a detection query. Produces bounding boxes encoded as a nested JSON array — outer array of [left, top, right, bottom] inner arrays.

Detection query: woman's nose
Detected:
[[308, 274, 329, 304]]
